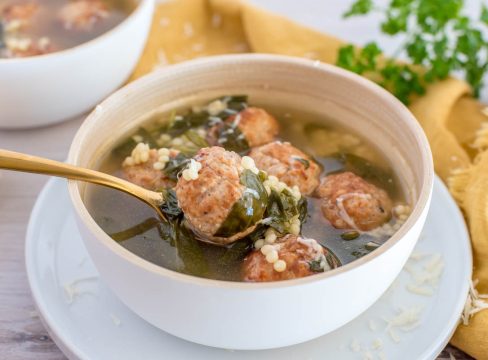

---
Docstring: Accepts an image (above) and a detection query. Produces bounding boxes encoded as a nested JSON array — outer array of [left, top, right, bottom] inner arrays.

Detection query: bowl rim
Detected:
[[68, 53, 434, 290], [0, 0, 153, 64]]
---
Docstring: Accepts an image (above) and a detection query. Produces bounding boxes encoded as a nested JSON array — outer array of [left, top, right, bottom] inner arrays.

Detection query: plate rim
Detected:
[[24, 176, 472, 360]]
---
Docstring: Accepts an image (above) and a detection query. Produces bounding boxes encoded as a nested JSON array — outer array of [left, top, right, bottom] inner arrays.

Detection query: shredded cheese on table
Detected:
[[461, 279, 488, 325], [63, 276, 99, 304]]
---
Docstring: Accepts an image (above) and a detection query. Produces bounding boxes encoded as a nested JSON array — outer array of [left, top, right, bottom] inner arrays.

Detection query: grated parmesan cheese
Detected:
[[404, 253, 444, 297], [349, 338, 361, 352], [63, 276, 98, 304], [109, 313, 121, 326], [371, 338, 383, 350], [461, 279, 488, 325], [406, 284, 434, 296], [388, 328, 401, 343], [385, 306, 423, 331], [182, 159, 202, 181], [368, 319, 378, 331], [362, 351, 373, 360]]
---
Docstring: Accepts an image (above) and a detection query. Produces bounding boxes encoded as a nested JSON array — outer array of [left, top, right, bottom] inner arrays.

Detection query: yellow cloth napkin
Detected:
[[130, 0, 488, 357]]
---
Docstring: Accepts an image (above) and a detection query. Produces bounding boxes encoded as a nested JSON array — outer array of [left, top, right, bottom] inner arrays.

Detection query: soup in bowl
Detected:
[[68, 54, 433, 350], [1, 0, 136, 58], [0, 0, 153, 128]]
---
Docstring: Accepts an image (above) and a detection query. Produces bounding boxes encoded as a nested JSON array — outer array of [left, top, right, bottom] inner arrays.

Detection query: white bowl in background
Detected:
[[67, 54, 434, 350], [0, 0, 154, 129]]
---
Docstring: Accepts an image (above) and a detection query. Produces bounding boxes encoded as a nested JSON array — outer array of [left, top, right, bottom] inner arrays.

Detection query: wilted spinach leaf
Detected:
[[109, 218, 161, 242], [162, 153, 191, 181], [160, 189, 183, 220], [309, 259, 325, 273], [112, 128, 158, 157], [170, 219, 209, 276], [217, 95, 248, 117], [218, 239, 253, 267], [264, 190, 308, 234], [215, 169, 268, 237], [214, 123, 250, 154], [166, 112, 209, 137], [184, 129, 209, 148]]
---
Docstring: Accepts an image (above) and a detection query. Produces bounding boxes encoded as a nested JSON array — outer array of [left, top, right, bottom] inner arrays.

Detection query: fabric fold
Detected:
[[129, 1, 488, 357]]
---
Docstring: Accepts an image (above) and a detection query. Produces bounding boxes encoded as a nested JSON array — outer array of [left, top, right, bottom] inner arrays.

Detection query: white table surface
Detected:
[[0, 0, 479, 358]]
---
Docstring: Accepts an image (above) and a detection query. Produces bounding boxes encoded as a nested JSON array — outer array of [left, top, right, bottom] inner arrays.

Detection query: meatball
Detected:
[[316, 172, 392, 231], [58, 0, 109, 31], [207, 107, 279, 148], [1, 2, 38, 25], [175, 147, 263, 245], [242, 235, 333, 282], [123, 149, 178, 191], [249, 141, 320, 195]]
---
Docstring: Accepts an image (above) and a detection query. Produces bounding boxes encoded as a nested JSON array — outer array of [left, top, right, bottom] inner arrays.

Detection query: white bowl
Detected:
[[67, 54, 434, 350], [0, 0, 154, 129]]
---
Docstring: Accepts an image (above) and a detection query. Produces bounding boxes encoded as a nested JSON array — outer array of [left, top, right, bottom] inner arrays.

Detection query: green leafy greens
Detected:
[[263, 189, 308, 234], [215, 169, 268, 237], [337, 0, 488, 103], [113, 128, 158, 157], [162, 153, 191, 182]]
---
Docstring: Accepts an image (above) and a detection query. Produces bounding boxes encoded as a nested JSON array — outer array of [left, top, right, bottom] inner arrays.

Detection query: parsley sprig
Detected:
[[336, 0, 488, 104]]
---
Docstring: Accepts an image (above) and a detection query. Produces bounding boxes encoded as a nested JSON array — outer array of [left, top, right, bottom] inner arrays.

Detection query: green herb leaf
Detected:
[[343, 0, 374, 18], [481, 4, 488, 25], [338, 0, 488, 103], [336, 42, 382, 75]]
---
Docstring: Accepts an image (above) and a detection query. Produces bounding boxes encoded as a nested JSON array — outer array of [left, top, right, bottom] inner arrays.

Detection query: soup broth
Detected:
[[0, 0, 135, 58], [86, 96, 409, 282]]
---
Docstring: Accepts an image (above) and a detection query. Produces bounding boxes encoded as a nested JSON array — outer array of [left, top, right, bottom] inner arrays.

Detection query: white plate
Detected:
[[25, 176, 471, 360]]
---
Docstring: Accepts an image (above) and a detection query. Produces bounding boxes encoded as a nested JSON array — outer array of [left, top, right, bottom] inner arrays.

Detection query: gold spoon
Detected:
[[0, 149, 166, 220]]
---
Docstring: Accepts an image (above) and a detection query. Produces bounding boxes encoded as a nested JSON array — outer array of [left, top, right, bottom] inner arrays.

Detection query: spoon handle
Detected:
[[0, 149, 164, 209]]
